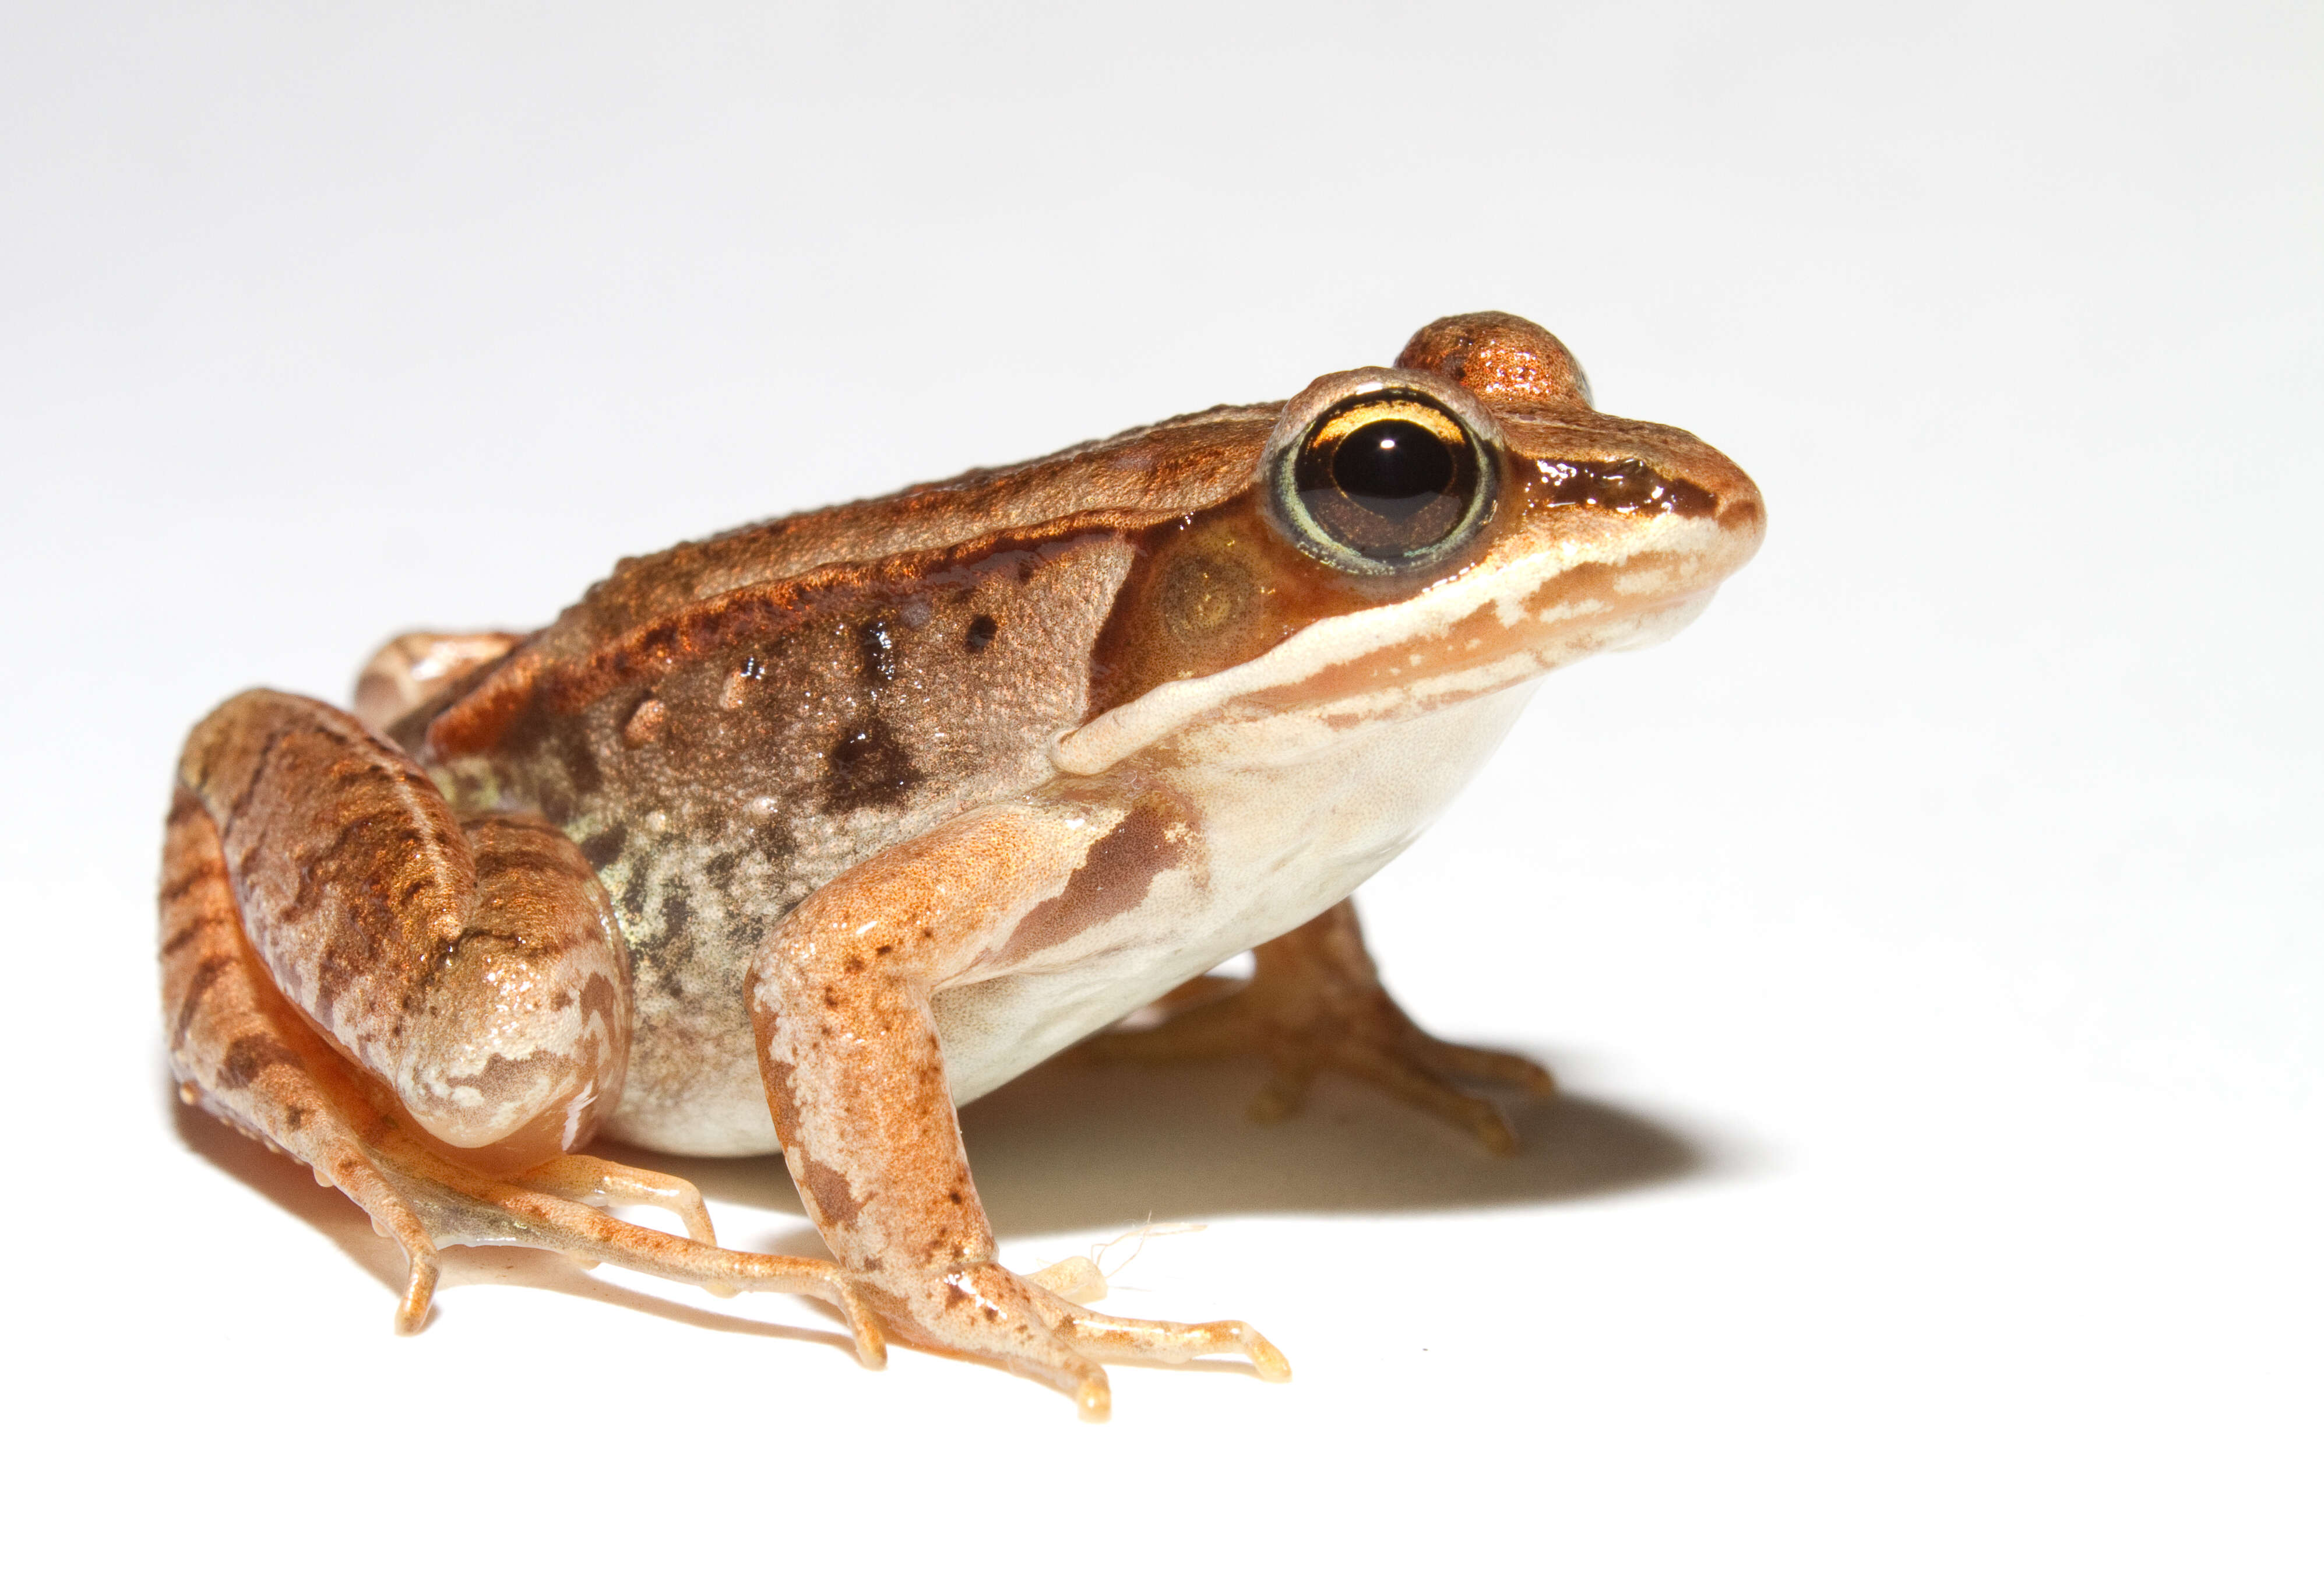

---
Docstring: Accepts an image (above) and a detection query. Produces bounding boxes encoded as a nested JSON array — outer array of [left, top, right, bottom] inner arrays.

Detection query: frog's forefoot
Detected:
[[1049, 1298, 1293, 1386], [854, 1260, 1288, 1422], [1073, 898, 1556, 1155]]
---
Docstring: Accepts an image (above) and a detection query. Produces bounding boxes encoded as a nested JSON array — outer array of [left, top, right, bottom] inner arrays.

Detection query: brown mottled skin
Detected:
[[161, 313, 1764, 1416]]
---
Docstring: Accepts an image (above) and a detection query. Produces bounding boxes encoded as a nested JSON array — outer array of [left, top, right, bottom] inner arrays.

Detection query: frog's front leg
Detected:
[[164, 691, 881, 1344], [1073, 898, 1558, 1155], [747, 803, 1290, 1420]]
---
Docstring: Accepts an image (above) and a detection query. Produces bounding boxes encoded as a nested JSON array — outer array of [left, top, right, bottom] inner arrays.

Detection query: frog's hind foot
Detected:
[[356, 1135, 874, 1344], [191, 1044, 882, 1356], [161, 789, 885, 1360], [1072, 898, 1555, 1155]]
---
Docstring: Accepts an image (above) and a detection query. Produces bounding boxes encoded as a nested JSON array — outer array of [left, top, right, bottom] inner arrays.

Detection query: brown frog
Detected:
[[160, 312, 1764, 1418]]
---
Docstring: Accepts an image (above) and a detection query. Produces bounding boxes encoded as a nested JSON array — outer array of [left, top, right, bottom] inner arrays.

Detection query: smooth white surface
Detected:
[[2, 4, 2315, 1584]]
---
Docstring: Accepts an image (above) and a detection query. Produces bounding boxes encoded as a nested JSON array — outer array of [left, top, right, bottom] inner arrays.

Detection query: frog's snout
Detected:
[[1638, 428, 1766, 571], [1649, 424, 1765, 544], [1710, 465, 1767, 542]]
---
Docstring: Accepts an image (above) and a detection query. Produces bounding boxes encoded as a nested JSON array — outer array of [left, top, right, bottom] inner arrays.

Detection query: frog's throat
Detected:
[[1051, 511, 1735, 778]]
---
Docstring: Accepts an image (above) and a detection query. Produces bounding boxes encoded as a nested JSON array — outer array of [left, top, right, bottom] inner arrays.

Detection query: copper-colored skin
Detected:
[[160, 314, 1764, 1417]]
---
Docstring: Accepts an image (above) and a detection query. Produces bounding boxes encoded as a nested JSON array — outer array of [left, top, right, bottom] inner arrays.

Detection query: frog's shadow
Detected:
[[695, 1055, 1705, 1232], [172, 1050, 1713, 1328]]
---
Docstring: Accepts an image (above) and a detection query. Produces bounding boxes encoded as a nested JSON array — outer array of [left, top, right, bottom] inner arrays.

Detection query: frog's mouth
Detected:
[[1051, 507, 1749, 776]]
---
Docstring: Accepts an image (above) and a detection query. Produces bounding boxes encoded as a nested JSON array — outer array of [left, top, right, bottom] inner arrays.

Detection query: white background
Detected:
[[3, 4, 2316, 1583]]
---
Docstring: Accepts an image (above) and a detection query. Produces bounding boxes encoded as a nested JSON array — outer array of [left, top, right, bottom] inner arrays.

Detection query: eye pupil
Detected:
[[1331, 419, 1455, 523], [1286, 393, 1488, 566]]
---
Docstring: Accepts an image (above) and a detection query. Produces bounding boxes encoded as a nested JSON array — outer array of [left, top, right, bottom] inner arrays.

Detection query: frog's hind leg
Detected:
[[161, 699, 883, 1353], [1071, 898, 1557, 1155]]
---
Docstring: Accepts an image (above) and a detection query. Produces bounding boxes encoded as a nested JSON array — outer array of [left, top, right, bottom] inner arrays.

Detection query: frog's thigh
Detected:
[[163, 742, 872, 1341], [178, 689, 630, 1164], [1076, 898, 1557, 1154], [745, 804, 1288, 1416]]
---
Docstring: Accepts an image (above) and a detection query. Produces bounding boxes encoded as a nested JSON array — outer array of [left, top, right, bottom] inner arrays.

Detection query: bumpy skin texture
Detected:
[[161, 313, 1764, 1415]]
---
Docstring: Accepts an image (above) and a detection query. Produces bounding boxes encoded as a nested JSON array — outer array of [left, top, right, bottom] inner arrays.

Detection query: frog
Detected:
[[160, 312, 1765, 1419]]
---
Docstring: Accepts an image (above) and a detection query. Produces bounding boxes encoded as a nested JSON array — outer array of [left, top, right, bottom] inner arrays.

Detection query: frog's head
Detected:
[[1054, 312, 1765, 775]]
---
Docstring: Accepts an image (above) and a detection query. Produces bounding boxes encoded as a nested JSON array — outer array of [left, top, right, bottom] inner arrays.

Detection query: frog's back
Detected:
[[540, 404, 1278, 653]]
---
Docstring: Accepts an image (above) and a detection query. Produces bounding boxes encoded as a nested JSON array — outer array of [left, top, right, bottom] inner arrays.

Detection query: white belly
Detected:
[[932, 680, 1541, 1103]]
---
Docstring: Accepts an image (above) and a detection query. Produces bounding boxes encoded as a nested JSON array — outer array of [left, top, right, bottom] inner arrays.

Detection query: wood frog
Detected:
[[160, 312, 1764, 1418]]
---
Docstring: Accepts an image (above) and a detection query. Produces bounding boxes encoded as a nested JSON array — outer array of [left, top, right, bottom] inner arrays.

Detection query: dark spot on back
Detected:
[[823, 719, 920, 813], [578, 825, 628, 871], [563, 735, 604, 797], [964, 614, 998, 653]]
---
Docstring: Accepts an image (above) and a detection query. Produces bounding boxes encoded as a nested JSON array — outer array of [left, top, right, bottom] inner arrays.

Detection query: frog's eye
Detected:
[[1273, 391, 1494, 572]]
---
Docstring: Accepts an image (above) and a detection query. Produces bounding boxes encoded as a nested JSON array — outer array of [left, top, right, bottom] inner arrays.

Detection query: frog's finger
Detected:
[[1072, 897, 1544, 1153], [1019, 1265, 1290, 1381], [1410, 1033, 1560, 1098], [1054, 1309, 1293, 1383], [1269, 1042, 1520, 1156]]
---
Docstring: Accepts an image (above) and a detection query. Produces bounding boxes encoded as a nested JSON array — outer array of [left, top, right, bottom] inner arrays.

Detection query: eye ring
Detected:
[[1268, 384, 1496, 574]]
